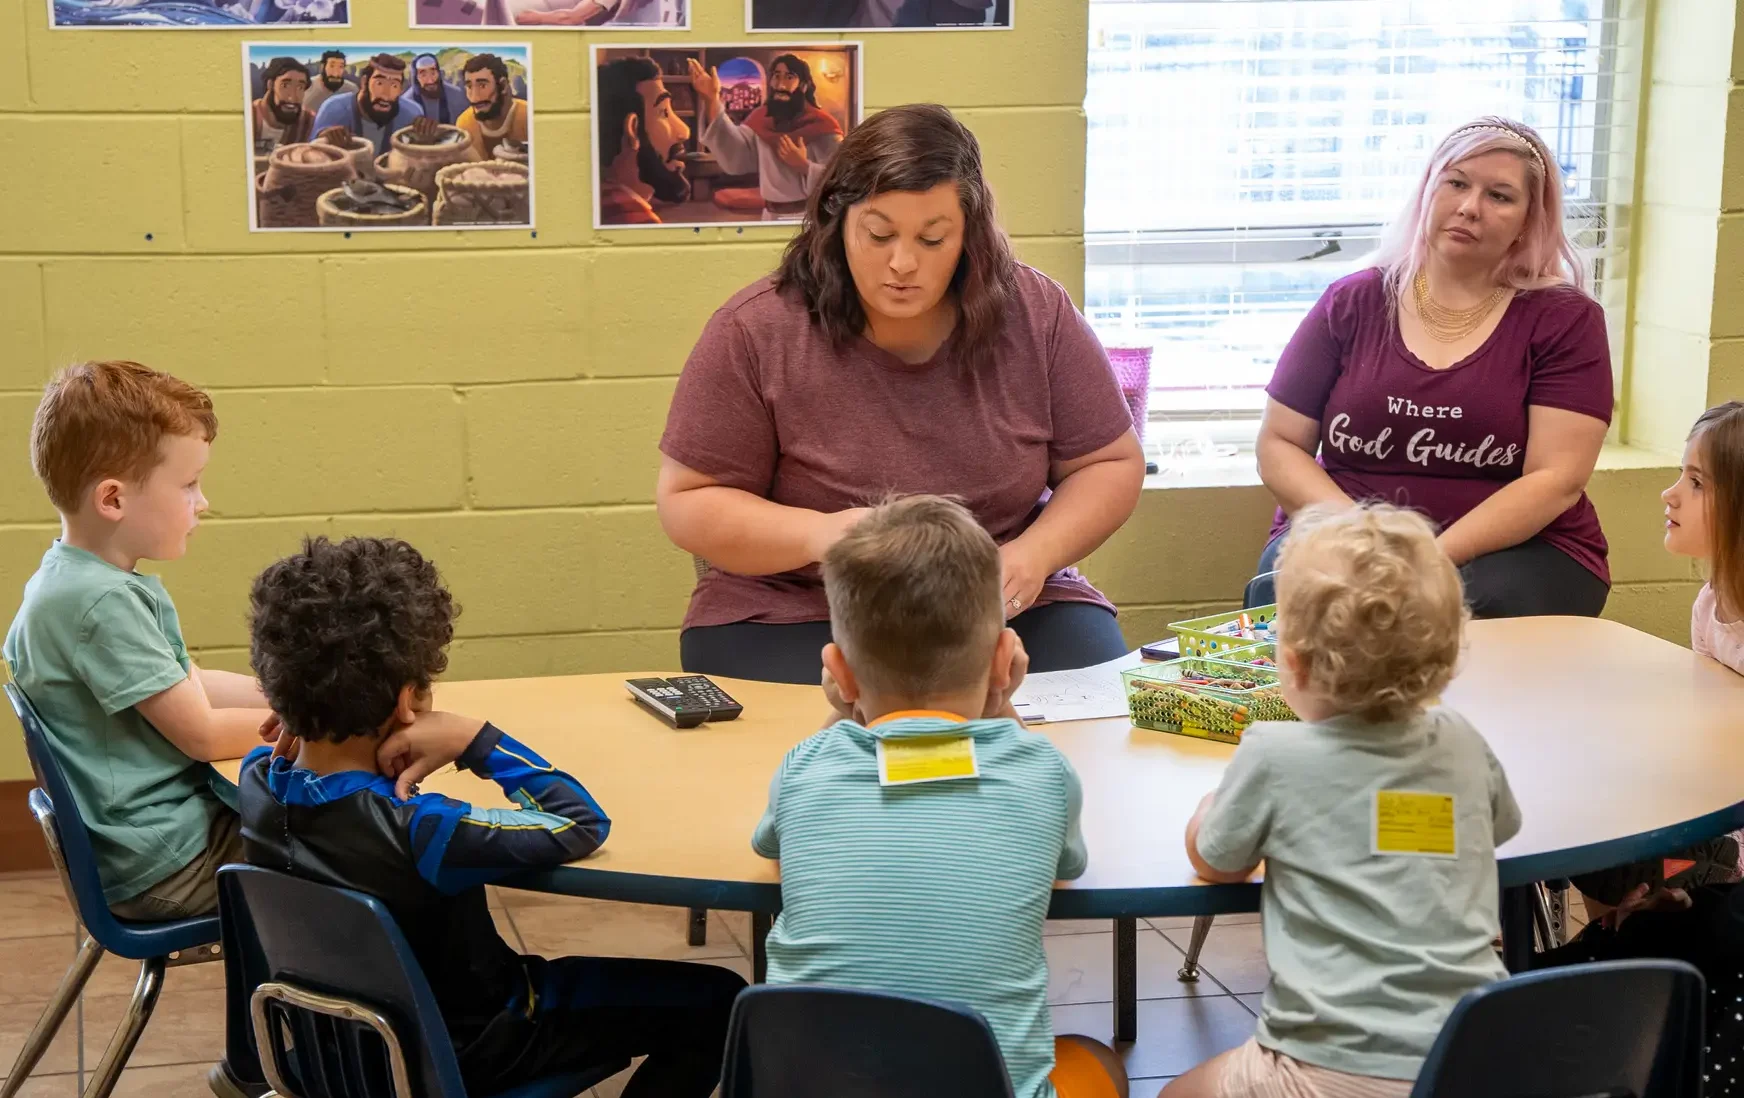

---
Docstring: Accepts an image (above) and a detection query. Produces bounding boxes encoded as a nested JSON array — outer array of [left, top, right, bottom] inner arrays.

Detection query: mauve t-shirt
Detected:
[[1267, 268, 1614, 583], [660, 266, 1136, 629]]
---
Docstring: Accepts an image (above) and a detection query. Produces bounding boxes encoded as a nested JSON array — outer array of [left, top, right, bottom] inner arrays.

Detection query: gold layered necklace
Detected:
[[1413, 270, 1506, 343]]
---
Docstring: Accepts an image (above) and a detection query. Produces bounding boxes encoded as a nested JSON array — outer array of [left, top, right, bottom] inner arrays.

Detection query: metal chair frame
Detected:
[[251, 981, 417, 1098], [1, 788, 222, 1098]]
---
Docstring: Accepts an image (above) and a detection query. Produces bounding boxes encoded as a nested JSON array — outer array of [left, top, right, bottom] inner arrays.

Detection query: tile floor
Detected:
[[0, 871, 1592, 1097]]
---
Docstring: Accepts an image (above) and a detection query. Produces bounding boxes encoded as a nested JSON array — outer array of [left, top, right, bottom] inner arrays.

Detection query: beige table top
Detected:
[[216, 617, 1744, 917]]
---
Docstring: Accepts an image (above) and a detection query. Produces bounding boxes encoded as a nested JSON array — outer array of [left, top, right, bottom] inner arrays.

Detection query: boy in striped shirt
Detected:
[[751, 495, 1129, 1098]]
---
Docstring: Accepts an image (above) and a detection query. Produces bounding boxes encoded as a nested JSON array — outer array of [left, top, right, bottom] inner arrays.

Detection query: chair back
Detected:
[[5, 682, 205, 958], [220, 864, 470, 1098], [720, 984, 1016, 1098], [1410, 960, 1705, 1098], [1242, 570, 1277, 610]]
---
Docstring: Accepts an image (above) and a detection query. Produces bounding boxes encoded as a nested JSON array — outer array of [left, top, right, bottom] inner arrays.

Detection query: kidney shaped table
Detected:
[[217, 617, 1744, 1042]]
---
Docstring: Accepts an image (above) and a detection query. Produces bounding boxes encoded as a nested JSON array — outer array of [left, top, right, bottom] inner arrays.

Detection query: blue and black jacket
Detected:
[[238, 723, 610, 1071]]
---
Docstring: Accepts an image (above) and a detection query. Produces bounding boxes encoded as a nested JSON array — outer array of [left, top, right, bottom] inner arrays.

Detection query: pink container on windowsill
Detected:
[[1107, 346, 1152, 446]]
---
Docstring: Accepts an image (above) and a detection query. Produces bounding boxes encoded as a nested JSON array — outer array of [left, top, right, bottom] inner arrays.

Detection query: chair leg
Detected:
[[0, 934, 104, 1098], [1543, 880, 1569, 947], [1177, 915, 1214, 982], [1534, 885, 1576, 955], [80, 956, 165, 1098], [687, 907, 708, 947]]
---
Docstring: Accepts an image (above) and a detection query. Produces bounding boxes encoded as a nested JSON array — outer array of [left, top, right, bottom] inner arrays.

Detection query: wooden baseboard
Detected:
[[0, 780, 51, 873]]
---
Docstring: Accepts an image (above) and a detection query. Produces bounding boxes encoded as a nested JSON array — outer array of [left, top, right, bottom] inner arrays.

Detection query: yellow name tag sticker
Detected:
[[1373, 790, 1458, 858], [876, 736, 979, 787]]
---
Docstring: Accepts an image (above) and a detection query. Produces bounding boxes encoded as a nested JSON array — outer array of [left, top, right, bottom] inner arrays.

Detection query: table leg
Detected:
[[752, 911, 772, 984], [1178, 915, 1213, 982], [1113, 917, 1138, 1043], [1500, 885, 1537, 974], [687, 907, 707, 947]]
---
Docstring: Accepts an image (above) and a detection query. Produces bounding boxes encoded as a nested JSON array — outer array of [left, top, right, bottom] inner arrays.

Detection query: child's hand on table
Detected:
[[377, 711, 488, 800]]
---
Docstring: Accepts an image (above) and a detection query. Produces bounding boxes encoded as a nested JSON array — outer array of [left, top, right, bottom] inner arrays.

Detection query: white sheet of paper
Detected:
[[1011, 651, 1143, 723]]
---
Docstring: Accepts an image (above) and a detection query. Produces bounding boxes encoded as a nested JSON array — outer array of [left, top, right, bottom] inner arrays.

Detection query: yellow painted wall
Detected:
[[0, 0, 1739, 782]]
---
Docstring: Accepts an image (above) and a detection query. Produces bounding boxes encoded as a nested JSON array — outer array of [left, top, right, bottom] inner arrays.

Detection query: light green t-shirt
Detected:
[[1196, 707, 1523, 1081], [4, 541, 223, 904], [752, 715, 1088, 1098]]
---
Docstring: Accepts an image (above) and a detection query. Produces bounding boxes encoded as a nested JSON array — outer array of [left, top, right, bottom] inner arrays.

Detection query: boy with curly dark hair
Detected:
[[238, 536, 745, 1098]]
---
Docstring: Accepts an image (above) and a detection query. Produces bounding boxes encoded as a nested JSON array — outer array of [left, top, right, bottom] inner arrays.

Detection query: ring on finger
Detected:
[[1008, 596, 1023, 612]]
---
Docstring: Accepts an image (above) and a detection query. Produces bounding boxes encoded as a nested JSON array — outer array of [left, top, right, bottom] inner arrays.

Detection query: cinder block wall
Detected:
[[0, 2, 1088, 779], [1, 0, 1740, 781]]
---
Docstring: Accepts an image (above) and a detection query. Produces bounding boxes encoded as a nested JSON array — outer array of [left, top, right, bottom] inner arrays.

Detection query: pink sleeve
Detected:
[[1527, 294, 1614, 424], [1692, 586, 1716, 659], [658, 308, 778, 495], [1265, 285, 1348, 422], [1046, 285, 1138, 463]]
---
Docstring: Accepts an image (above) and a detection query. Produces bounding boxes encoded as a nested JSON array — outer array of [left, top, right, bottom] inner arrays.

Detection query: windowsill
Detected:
[[1143, 454, 1263, 491], [1139, 441, 1678, 494], [1593, 442, 1680, 472]]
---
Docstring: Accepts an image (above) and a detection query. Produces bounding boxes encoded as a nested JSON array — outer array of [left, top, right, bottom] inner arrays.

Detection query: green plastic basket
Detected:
[[1206, 641, 1278, 671], [1169, 605, 1279, 658], [1122, 656, 1297, 744]]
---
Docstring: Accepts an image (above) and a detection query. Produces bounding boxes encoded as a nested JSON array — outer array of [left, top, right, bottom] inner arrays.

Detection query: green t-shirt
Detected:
[[4, 541, 223, 903]]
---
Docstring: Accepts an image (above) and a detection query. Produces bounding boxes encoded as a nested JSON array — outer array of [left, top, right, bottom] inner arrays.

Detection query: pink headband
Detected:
[[1449, 123, 1546, 173]]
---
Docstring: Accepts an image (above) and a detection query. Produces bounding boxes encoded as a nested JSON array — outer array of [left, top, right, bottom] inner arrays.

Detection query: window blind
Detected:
[[1083, 0, 1641, 474]]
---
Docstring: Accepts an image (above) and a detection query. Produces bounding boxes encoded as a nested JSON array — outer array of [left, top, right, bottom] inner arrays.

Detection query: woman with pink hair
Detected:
[[1256, 116, 1613, 617]]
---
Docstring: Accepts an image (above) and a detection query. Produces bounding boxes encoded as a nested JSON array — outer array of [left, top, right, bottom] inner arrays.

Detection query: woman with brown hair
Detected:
[[657, 103, 1145, 684]]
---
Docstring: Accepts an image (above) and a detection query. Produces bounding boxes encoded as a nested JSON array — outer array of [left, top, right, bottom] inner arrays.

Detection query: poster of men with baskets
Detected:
[[243, 43, 535, 233], [591, 43, 861, 228]]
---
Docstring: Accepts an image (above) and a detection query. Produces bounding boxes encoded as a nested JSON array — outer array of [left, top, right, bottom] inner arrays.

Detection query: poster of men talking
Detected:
[[244, 43, 534, 233], [591, 44, 861, 228]]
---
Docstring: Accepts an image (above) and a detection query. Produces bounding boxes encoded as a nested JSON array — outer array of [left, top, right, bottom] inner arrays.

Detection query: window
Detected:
[[1085, 0, 1639, 476]]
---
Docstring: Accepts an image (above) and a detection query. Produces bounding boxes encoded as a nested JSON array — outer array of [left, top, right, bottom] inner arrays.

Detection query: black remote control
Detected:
[[625, 676, 744, 728], [667, 676, 744, 722]]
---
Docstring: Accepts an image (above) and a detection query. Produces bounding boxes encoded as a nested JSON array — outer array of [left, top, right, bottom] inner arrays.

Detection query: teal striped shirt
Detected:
[[752, 715, 1087, 1098]]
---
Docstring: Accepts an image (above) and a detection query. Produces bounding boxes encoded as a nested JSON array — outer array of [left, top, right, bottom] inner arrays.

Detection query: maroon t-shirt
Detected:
[[660, 266, 1136, 629], [1267, 268, 1614, 582]]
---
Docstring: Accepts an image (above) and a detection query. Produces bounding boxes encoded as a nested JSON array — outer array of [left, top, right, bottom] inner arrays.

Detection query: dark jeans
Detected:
[[680, 600, 1129, 685], [1255, 533, 1610, 619], [469, 956, 746, 1097]]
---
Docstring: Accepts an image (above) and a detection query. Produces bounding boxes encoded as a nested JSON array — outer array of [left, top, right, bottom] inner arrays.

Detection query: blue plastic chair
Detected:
[[1411, 960, 1705, 1097], [219, 864, 626, 1098], [2, 683, 226, 1098], [1243, 569, 1277, 610], [720, 984, 1016, 1098]]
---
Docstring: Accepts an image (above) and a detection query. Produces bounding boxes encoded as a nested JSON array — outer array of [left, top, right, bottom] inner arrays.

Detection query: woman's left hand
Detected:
[[999, 540, 1050, 620]]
